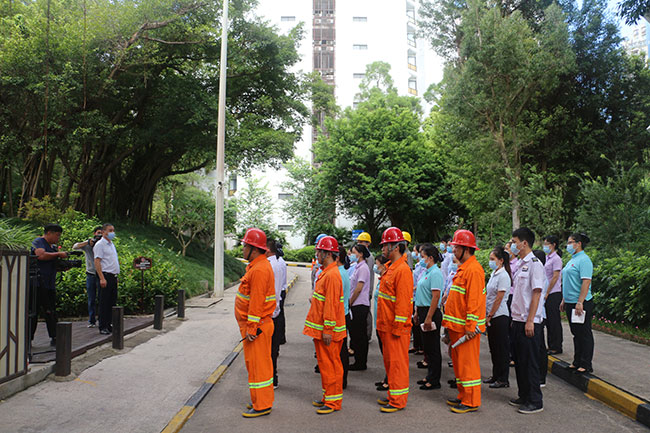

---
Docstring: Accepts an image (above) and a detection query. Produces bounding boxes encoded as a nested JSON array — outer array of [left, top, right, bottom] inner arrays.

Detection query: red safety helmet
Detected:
[[449, 229, 480, 250], [241, 228, 268, 251], [315, 235, 339, 252], [380, 227, 405, 245]]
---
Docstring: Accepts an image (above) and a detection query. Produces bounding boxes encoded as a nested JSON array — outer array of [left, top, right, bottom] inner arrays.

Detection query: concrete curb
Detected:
[[160, 274, 299, 433], [548, 355, 650, 428]]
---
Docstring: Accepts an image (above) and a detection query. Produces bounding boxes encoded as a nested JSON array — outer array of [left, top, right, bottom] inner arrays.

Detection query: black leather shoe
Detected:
[[417, 379, 428, 385], [483, 376, 496, 384], [489, 381, 509, 389], [448, 379, 457, 385], [99, 329, 111, 335], [417, 361, 428, 369], [419, 382, 441, 390]]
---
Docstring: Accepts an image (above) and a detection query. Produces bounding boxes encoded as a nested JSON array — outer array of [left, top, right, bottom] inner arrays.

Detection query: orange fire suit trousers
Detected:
[[243, 320, 275, 410], [314, 339, 344, 410], [449, 329, 482, 407], [378, 331, 410, 408]]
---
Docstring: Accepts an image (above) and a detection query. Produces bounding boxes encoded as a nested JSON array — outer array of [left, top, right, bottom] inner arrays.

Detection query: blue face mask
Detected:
[[446, 246, 453, 253], [488, 260, 498, 271], [510, 243, 520, 256], [411, 251, 419, 259], [439, 243, 445, 251], [449, 263, 458, 273], [349, 254, 358, 263], [373, 265, 380, 275], [107, 232, 116, 240], [567, 244, 576, 255], [543, 245, 551, 255], [418, 258, 426, 267]]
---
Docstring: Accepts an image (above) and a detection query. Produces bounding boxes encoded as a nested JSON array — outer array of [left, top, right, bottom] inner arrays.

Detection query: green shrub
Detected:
[[0, 219, 37, 250], [284, 245, 316, 263], [19, 196, 63, 224], [591, 250, 650, 327]]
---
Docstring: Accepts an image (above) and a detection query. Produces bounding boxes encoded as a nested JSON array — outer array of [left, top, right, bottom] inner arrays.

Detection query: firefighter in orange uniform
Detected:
[[441, 229, 486, 413], [235, 228, 277, 418], [304, 235, 347, 414], [376, 227, 413, 413]]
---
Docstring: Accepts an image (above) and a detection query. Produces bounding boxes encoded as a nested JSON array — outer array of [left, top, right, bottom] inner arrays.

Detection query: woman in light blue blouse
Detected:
[[414, 243, 445, 390], [560, 233, 594, 374]]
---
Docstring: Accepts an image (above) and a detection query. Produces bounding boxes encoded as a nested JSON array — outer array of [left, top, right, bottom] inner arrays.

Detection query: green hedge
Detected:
[[3, 212, 246, 317], [591, 250, 650, 327], [284, 245, 316, 263]]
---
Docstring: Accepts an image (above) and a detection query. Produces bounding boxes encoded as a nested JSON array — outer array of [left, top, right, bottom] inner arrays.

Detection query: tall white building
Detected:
[[230, 0, 443, 249], [623, 20, 650, 64]]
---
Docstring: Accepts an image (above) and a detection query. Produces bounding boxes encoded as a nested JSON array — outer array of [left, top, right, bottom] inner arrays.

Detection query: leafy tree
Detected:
[[429, 1, 575, 231], [232, 176, 284, 243], [281, 158, 335, 244], [315, 67, 457, 242], [0, 0, 310, 221], [575, 160, 650, 252], [617, 0, 650, 24], [152, 180, 214, 256]]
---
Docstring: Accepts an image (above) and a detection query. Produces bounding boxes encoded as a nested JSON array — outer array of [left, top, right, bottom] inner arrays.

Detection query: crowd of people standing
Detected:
[[234, 225, 595, 418]]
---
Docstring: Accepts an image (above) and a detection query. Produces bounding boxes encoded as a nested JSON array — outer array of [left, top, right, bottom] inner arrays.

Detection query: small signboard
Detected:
[[133, 256, 152, 270], [351, 229, 363, 241]]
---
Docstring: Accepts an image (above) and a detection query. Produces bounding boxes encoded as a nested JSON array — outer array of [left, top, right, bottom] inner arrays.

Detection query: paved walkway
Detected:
[[1, 266, 648, 433], [553, 321, 650, 401], [183, 268, 647, 433]]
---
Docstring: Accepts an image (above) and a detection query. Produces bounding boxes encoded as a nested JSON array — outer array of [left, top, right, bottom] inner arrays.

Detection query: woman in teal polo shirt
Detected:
[[414, 243, 445, 390], [560, 233, 594, 374]]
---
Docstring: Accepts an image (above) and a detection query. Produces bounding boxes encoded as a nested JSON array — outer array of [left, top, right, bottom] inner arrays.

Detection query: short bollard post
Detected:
[[177, 290, 185, 319], [112, 306, 124, 350], [154, 295, 164, 330], [55, 322, 72, 377]]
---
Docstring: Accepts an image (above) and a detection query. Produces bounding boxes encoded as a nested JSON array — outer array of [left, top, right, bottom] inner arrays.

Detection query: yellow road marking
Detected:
[[74, 378, 97, 387], [161, 406, 195, 433]]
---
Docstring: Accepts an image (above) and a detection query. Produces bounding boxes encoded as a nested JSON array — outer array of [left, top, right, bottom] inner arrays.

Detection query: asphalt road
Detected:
[[182, 267, 645, 433]]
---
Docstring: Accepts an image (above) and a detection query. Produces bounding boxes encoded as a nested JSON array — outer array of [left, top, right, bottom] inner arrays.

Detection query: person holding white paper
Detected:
[[413, 243, 444, 390], [560, 233, 594, 375]]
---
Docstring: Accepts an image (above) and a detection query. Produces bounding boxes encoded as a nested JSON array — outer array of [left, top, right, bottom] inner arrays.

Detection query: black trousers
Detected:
[[487, 315, 510, 383], [340, 313, 351, 387], [30, 284, 57, 340], [565, 300, 594, 371], [98, 273, 118, 331], [412, 304, 423, 351], [507, 294, 516, 363], [417, 307, 442, 385], [376, 329, 387, 384], [545, 292, 563, 352], [271, 305, 286, 383], [539, 320, 548, 383], [349, 305, 370, 367], [512, 321, 543, 406]]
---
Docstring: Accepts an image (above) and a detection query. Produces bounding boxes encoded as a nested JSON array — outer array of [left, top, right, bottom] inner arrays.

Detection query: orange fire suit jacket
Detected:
[[303, 262, 346, 341], [235, 254, 276, 336], [376, 253, 413, 336], [441, 255, 486, 334]]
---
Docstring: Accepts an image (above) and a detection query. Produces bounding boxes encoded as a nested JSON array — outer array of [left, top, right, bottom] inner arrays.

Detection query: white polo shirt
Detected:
[[93, 237, 120, 275], [511, 251, 545, 323]]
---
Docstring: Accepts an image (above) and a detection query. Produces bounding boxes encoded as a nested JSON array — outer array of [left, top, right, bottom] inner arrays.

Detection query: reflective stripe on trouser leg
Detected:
[[244, 320, 275, 410], [314, 338, 344, 410], [449, 329, 481, 407], [378, 330, 410, 409]]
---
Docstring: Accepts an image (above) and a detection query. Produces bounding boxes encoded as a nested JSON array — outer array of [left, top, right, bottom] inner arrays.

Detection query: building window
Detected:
[[314, 0, 334, 15], [353, 73, 365, 79], [228, 174, 237, 196], [278, 193, 294, 200], [314, 52, 334, 69], [407, 32, 416, 48], [408, 77, 417, 95], [278, 224, 294, 231], [281, 16, 296, 22], [353, 16, 367, 22], [408, 51, 417, 71], [353, 44, 368, 50]]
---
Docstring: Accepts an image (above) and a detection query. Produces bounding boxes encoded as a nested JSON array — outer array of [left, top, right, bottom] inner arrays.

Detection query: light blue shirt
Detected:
[[562, 251, 593, 303], [414, 265, 444, 308], [339, 265, 351, 315]]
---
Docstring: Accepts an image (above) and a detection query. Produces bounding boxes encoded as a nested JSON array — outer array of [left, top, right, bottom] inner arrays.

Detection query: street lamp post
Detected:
[[213, 0, 229, 298]]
